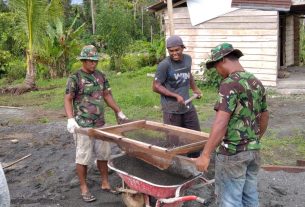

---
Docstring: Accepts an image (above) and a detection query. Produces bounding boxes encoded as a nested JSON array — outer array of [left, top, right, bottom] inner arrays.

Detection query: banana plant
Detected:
[[37, 14, 85, 78]]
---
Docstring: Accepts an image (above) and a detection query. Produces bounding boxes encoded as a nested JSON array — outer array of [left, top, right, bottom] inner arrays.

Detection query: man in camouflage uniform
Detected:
[[64, 45, 128, 202], [195, 43, 269, 207]]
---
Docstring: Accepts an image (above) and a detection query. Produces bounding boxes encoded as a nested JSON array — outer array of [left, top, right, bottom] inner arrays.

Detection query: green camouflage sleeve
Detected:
[[214, 82, 238, 113], [65, 75, 77, 97], [260, 91, 268, 112]]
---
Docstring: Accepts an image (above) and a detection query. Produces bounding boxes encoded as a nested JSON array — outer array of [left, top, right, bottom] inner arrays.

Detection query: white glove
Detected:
[[117, 111, 128, 121], [67, 118, 80, 133]]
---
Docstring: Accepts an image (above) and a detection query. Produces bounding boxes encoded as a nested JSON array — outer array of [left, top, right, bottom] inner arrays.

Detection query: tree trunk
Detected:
[[0, 52, 37, 95], [24, 51, 37, 89]]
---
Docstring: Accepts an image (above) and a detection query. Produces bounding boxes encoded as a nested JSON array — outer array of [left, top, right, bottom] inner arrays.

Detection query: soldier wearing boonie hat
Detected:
[[153, 35, 203, 158], [64, 44, 128, 202], [205, 42, 243, 69], [195, 43, 269, 207], [77, 45, 100, 61]]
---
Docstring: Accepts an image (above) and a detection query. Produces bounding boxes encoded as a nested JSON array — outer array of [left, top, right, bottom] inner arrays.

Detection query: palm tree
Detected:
[[8, 0, 63, 94]]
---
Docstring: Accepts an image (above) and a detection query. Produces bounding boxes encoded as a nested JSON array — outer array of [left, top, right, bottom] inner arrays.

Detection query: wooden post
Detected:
[[90, 0, 96, 34], [167, 0, 175, 35]]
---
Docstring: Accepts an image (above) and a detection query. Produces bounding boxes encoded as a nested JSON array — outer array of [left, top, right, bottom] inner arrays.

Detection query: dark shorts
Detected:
[[163, 107, 201, 131], [163, 107, 201, 157]]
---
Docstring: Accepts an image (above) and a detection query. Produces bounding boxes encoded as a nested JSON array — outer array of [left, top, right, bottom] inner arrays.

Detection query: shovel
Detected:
[[166, 93, 200, 112]]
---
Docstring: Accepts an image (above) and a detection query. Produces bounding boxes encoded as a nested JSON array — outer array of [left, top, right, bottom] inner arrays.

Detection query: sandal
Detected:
[[81, 191, 96, 202], [101, 188, 120, 195]]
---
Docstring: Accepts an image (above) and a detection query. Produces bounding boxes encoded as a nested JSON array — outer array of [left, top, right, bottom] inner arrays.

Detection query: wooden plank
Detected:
[[191, 54, 277, 62], [98, 120, 146, 134], [246, 73, 277, 81], [185, 41, 277, 48], [92, 129, 168, 153], [173, 22, 278, 30], [262, 165, 305, 173], [262, 81, 277, 87], [222, 9, 278, 16], [169, 28, 278, 36], [168, 16, 278, 24], [185, 47, 278, 54], [166, 141, 207, 154], [145, 121, 210, 140], [165, 8, 278, 19], [239, 60, 277, 69], [181, 35, 278, 42]]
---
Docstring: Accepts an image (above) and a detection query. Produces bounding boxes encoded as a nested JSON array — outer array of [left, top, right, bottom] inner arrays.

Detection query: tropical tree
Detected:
[[37, 15, 85, 78], [6, 0, 63, 94], [96, 2, 133, 71]]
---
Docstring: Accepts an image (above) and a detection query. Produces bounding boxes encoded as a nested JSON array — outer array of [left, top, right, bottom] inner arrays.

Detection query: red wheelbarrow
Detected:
[[108, 154, 214, 207]]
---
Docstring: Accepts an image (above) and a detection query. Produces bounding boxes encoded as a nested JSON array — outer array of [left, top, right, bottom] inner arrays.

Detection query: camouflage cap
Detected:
[[77, 45, 99, 61], [206, 43, 243, 69]]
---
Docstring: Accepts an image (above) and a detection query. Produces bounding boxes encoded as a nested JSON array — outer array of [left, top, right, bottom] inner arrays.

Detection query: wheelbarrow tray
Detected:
[[108, 154, 203, 199]]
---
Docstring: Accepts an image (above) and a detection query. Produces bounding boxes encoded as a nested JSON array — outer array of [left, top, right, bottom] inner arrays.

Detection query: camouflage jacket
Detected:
[[214, 71, 268, 155], [65, 69, 110, 128]]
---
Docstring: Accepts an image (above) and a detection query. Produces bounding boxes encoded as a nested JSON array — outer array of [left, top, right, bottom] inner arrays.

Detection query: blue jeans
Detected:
[[215, 150, 261, 207]]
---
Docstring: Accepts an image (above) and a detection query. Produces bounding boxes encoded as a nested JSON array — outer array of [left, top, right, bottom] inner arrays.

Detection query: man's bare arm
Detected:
[[152, 80, 184, 104]]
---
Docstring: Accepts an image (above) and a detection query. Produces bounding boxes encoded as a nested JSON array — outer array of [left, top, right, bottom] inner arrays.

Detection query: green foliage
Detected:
[[37, 14, 85, 78], [199, 66, 222, 88], [5, 59, 26, 82], [125, 65, 156, 78], [148, 37, 166, 63], [0, 12, 26, 56], [95, 2, 133, 71]]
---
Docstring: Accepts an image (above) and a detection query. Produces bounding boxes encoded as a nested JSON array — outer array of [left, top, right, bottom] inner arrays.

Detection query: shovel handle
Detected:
[[185, 94, 199, 105]]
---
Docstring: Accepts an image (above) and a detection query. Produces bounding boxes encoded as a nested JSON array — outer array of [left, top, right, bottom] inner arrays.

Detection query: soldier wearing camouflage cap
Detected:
[[195, 43, 269, 207], [64, 45, 128, 202]]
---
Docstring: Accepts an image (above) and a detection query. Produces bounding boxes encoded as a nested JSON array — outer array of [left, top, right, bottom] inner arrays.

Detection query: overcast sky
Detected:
[[71, 0, 83, 5]]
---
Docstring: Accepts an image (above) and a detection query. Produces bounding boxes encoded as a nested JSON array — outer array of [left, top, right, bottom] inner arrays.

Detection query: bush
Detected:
[[126, 65, 156, 78], [4, 59, 26, 82], [198, 61, 222, 88]]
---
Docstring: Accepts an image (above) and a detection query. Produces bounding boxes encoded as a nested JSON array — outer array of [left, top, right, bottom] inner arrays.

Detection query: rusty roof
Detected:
[[231, 0, 292, 11], [147, 0, 185, 12], [147, 0, 298, 12]]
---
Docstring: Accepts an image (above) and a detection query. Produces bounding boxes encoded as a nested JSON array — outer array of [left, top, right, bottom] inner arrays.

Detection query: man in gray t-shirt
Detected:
[[153, 35, 202, 157]]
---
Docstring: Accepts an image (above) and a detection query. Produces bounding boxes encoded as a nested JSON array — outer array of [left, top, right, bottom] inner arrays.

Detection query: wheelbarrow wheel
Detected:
[[121, 192, 145, 207]]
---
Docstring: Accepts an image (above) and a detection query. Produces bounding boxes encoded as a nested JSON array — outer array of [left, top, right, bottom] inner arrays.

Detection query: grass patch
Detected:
[[261, 133, 305, 165], [0, 71, 218, 125]]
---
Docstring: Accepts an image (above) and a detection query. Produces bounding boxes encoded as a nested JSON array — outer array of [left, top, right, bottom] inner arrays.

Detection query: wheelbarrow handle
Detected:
[[158, 195, 205, 205]]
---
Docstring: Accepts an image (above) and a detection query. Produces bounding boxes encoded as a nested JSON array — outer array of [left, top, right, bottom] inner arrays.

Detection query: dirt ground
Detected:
[[0, 94, 305, 207]]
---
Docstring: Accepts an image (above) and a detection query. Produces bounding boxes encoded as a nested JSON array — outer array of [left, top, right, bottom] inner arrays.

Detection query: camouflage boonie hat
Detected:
[[77, 45, 99, 61], [206, 43, 243, 69]]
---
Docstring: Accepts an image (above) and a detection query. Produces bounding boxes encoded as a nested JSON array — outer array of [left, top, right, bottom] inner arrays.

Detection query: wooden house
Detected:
[[148, 0, 305, 87]]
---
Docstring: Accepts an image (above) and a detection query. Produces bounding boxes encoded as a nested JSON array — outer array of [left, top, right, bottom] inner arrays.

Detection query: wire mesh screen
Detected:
[[122, 128, 196, 149]]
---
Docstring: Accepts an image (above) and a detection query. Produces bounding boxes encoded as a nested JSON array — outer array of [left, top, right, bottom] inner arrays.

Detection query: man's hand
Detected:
[[117, 111, 128, 122], [176, 95, 185, 105], [67, 118, 80, 133], [193, 89, 202, 99], [195, 154, 210, 172]]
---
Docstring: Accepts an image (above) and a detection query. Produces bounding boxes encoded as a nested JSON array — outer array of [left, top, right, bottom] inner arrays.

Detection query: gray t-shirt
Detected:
[[154, 54, 193, 114]]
